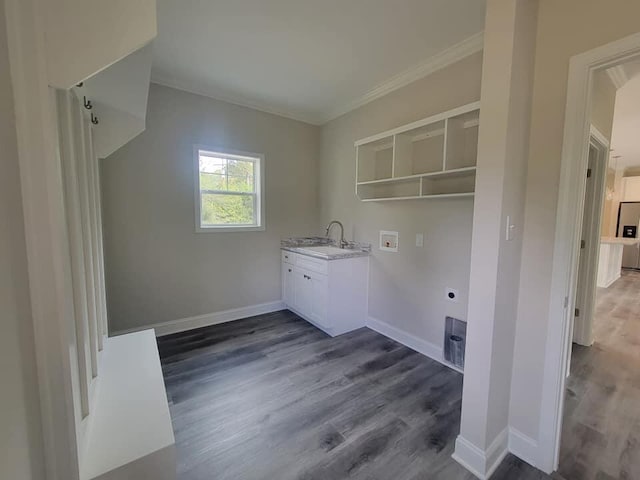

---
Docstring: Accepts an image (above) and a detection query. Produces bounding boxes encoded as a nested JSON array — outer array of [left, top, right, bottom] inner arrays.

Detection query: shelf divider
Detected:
[[355, 101, 480, 202]]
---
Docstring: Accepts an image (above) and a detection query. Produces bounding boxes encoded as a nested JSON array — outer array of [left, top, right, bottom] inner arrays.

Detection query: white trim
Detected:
[[325, 32, 485, 123], [152, 32, 484, 126], [590, 124, 610, 149], [365, 316, 462, 372], [111, 301, 286, 337], [572, 129, 609, 347], [600, 271, 621, 289], [452, 428, 509, 480], [606, 64, 629, 89], [508, 427, 539, 470], [5, 0, 80, 477], [539, 32, 640, 474], [150, 77, 321, 125], [193, 145, 266, 233]]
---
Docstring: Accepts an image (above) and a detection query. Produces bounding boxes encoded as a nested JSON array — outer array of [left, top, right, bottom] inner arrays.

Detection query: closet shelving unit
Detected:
[[355, 101, 480, 202]]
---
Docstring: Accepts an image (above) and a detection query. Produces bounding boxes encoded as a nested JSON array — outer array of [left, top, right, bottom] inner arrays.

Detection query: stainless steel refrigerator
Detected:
[[617, 201, 640, 269]]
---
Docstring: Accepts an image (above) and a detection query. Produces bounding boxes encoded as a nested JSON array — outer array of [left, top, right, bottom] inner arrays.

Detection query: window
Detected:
[[194, 147, 264, 232]]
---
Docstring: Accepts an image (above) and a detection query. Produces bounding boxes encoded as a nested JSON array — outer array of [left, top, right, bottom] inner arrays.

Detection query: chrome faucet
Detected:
[[325, 220, 348, 248]]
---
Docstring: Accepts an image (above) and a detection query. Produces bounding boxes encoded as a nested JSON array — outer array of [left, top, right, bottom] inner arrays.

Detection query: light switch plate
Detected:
[[416, 233, 424, 247], [380, 231, 399, 252], [506, 215, 515, 241]]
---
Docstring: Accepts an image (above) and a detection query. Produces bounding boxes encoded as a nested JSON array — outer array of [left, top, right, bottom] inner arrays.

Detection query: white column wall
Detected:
[[453, 0, 538, 477]]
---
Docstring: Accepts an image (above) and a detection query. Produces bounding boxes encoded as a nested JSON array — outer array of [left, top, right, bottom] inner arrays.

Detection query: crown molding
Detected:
[[607, 65, 629, 89], [319, 31, 485, 123], [151, 31, 485, 127], [150, 74, 324, 125]]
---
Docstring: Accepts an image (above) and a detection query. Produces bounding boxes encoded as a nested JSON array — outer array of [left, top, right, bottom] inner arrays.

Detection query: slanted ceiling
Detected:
[[151, 0, 487, 125]]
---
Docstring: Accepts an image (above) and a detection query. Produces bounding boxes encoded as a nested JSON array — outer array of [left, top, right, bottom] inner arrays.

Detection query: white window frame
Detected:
[[194, 145, 265, 233]]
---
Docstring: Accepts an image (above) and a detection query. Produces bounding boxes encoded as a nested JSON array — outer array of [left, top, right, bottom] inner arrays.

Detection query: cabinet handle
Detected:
[[288, 269, 292, 272]]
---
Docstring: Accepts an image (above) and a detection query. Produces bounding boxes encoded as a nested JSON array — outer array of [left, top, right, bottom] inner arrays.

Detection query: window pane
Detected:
[[200, 172, 226, 191], [227, 159, 253, 176], [201, 193, 255, 226], [199, 155, 226, 174], [227, 174, 254, 192]]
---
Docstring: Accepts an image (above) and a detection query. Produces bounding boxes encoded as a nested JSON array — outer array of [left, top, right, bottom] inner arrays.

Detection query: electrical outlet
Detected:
[[445, 288, 459, 303], [416, 233, 424, 247]]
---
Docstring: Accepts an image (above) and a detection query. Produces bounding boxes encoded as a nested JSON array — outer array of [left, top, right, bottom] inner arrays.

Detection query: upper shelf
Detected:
[[355, 102, 480, 202], [357, 166, 477, 185]]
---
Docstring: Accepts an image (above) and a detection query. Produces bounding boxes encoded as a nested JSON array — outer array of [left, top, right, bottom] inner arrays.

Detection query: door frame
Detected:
[[538, 32, 640, 473], [572, 127, 610, 347]]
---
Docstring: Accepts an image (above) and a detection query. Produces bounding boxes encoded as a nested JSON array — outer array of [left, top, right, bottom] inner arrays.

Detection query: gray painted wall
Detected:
[[0, 0, 46, 476], [318, 53, 483, 349], [102, 55, 482, 350], [101, 84, 320, 332]]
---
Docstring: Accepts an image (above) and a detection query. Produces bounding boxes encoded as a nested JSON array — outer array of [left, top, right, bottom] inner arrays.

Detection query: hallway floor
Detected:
[[158, 310, 549, 480], [560, 269, 640, 479]]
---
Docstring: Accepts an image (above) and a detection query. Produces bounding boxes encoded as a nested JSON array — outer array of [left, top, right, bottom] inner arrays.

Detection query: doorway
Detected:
[[536, 31, 640, 475], [572, 131, 609, 349], [545, 41, 640, 477]]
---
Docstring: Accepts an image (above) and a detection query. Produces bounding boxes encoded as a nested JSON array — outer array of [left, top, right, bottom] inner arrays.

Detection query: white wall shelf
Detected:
[[360, 192, 475, 203], [355, 102, 480, 202]]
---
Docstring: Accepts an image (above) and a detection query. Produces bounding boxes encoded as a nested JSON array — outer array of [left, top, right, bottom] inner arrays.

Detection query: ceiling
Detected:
[[151, 0, 486, 125], [610, 61, 640, 169]]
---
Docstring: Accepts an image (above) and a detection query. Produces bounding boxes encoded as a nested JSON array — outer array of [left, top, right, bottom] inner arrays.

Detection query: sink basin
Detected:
[[298, 246, 348, 256]]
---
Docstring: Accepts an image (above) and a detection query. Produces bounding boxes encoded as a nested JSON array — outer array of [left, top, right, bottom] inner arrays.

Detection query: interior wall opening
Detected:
[[558, 55, 640, 479]]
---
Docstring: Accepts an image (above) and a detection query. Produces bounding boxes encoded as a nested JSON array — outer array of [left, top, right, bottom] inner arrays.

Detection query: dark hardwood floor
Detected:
[[158, 310, 549, 479], [560, 270, 640, 479]]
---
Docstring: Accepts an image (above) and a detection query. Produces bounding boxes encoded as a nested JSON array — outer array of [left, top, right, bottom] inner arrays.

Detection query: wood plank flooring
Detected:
[[559, 269, 640, 479], [158, 310, 549, 479]]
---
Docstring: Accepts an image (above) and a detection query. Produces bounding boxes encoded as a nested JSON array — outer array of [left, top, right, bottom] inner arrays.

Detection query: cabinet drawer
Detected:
[[281, 250, 296, 265], [296, 255, 328, 275]]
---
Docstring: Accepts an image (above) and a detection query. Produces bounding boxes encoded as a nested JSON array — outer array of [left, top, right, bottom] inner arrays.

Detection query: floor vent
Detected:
[[444, 316, 467, 370]]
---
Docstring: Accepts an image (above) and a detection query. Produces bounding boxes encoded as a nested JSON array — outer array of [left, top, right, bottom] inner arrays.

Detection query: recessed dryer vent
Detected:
[[444, 316, 467, 371]]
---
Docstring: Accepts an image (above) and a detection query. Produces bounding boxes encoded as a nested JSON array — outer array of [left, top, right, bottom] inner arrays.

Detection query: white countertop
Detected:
[[281, 237, 371, 260], [282, 245, 370, 260], [601, 237, 640, 246]]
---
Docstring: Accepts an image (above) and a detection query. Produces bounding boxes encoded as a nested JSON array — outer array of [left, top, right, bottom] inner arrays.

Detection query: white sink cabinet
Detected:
[[281, 249, 368, 336]]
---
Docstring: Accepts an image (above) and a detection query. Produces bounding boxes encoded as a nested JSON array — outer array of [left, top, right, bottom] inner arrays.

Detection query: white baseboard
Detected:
[[111, 300, 286, 337], [452, 428, 509, 480], [508, 427, 539, 471], [366, 315, 455, 371], [600, 272, 620, 288]]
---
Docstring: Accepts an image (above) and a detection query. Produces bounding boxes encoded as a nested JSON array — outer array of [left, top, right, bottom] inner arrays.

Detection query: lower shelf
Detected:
[[360, 192, 475, 202]]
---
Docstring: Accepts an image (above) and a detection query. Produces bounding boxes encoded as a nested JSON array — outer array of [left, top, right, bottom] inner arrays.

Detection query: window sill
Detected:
[[195, 225, 266, 233]]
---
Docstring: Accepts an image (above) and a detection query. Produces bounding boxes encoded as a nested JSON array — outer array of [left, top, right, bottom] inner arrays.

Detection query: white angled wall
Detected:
[[55, 89, 109, 462]]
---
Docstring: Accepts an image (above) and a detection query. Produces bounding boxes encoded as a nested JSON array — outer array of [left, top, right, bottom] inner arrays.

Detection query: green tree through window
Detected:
[[197, 149, 261, 229]]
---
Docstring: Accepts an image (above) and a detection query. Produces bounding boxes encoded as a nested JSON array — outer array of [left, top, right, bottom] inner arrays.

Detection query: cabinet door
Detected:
[[294, 268, 313, 318], [308, 272, 329, 330], [282, 263, 295, 308]]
